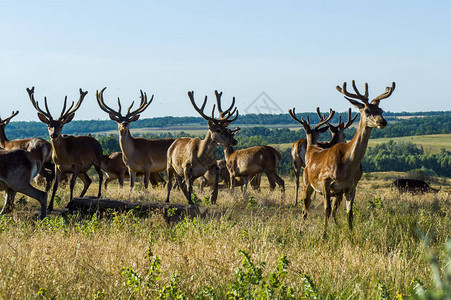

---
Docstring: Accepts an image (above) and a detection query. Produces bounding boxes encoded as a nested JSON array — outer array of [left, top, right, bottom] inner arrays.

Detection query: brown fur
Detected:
[[0, 149, 47, 219]]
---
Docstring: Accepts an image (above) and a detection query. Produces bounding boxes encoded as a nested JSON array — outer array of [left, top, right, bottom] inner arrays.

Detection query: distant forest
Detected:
[[6, 111, 451, 139]]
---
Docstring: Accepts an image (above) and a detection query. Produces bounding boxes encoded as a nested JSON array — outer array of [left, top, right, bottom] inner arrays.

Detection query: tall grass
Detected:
[[0, 175, 449, 299]]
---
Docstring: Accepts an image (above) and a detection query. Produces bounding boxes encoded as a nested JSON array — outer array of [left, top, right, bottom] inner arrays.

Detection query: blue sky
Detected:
[[1, 1, 450, 121]]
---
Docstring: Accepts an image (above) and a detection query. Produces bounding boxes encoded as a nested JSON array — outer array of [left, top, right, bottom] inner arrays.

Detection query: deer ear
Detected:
[[130, 114, 140, 122], [109, 113, 119, 122], [62, 112, 75, 125], [346, 98, 365, 110], [37, 113, 50, 124]]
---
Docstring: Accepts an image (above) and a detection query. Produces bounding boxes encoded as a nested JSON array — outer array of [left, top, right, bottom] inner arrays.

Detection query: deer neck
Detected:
[[198, 130, 218, 163], [345, 116, 373, 164], [223, 145, 234, 162], [118, 128, 137, 156], [0, 126, 8, 148]]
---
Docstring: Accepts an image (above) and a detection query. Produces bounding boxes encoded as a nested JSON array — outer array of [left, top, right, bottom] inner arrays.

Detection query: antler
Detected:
[[188, 91, 238, 124], [315, 107, 335, 129], [342, 108, 358, 129], [336, 80, 369, 104], [27, 87, 53, 121], [58, 88, 88, 122], [371, 82, 396, 105], [214, 90, 237, 119], [289, 107, 312, 131], [0, 110, 19, 125], [97, 87, 154, 121]]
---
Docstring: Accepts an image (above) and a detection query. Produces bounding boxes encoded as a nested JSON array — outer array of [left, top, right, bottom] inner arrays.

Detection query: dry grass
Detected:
[[0, 174, 450, 299]]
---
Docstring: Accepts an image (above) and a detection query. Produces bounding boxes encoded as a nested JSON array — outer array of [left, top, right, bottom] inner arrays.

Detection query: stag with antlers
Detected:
[[96, 88, 175, 190], [166, 90, 238, 205], [289, 107, 357, 205], [300, 81, 395, 236], [0, 111, 54, 191], [27, 87, 103, 211]]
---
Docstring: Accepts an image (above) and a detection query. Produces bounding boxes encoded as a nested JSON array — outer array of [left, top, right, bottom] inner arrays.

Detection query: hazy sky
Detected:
[[1, 1, 450, 121]]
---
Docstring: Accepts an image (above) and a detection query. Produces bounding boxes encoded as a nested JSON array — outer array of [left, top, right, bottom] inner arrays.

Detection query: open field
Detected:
[[271, 133, 451, 153], [0, 173, 450, 299]]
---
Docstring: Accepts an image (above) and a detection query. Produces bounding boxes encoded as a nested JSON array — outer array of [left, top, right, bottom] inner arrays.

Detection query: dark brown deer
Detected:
[[96, 88, 174, 189], [101, 152, 165, 189], [392, 178, 439, 194], [300, 81, 395, 236], [289, 108, 357, 205], [166, 90, 238, 204], [0, 148, 47, 219], [0, 110, 54, 191], [27, 87, 103, 211]]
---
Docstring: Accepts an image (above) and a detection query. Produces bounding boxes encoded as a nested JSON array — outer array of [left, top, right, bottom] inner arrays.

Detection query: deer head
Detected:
[[289, 107, 335, 145], [96, 87, 153, 135], [327, 108, 358, 143], [336, 81, 395, 129], [27, 87, 88, 139], [188, 90, 239, 147]]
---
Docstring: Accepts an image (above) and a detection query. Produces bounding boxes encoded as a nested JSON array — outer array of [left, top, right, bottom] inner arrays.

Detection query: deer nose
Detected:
[[379, 119, 387, 128], [231, 139, 238, 146]]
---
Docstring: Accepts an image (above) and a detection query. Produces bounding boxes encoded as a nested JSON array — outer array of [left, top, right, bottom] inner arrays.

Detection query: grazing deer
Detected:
[[289, 108, 357, 205], [224, 142, 285, 194], [301, 80, 395, 236], [0, 110, 54, 191], [0, 149, 47, 219], [27, 87, 103, 211], [199, 159, 261, 191], [166, 90, 238, 205], [391, 178, 439, 194], [101, 152, 165, 189], [96, 88, 175, 189]]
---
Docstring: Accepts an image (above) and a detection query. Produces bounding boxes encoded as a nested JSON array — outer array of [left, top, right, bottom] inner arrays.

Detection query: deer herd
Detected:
[[0, 81, 397, 236]]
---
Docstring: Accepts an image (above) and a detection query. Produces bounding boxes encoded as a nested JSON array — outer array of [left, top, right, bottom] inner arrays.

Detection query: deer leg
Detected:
[[1, 190, 15, 214], [166, 169, 174, 203], [267, 174, 276, 191], [77, 172, 92, 198], [251, 174, 261, 192], [94, 163, 103, 198], [345, 189, 356, 230], [11, 183, 47, 219], [332, 194, 343, 225], [104, 177, 112, 190], [48, 169, 62, 212], [242, 176, 249, 195], [210, 165, 219, 204], [118, 172, 125, 187], [129, 168, 136, 190], [301, 184, 314, 220], [321, 180, 332, 238], [143, 170, 151, 189], [294, 164, 300, 206]]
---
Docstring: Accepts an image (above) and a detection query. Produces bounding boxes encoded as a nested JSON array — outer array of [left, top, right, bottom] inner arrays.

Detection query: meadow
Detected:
[[0, 172, 449, 299]]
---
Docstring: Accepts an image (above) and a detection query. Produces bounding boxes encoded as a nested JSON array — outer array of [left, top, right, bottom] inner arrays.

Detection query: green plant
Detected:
[[227, 250, 294, 299], [246, 195, 257, 209], [411, 240, 451, 299]]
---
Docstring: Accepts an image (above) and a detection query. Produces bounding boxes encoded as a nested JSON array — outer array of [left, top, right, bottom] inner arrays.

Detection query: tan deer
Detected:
[[27, 87, 103, 211], [101, 152, 165, 189], [0, 110, 54, 191], [289, 108, 357, 205], [166, 90, 238, 205], [0, 149, 47, 218], [224, 141, 285, 194], [301, 81, 395, 236], [96, 88, 175, 189]]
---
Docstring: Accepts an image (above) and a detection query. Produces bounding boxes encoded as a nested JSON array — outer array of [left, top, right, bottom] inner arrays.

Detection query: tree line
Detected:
[[6, 111, 450, 139]]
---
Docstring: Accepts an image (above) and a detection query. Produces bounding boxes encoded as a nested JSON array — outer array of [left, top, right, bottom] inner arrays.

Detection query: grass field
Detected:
[[271, 133, 451, 153], [0, 173, 449, 299]]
